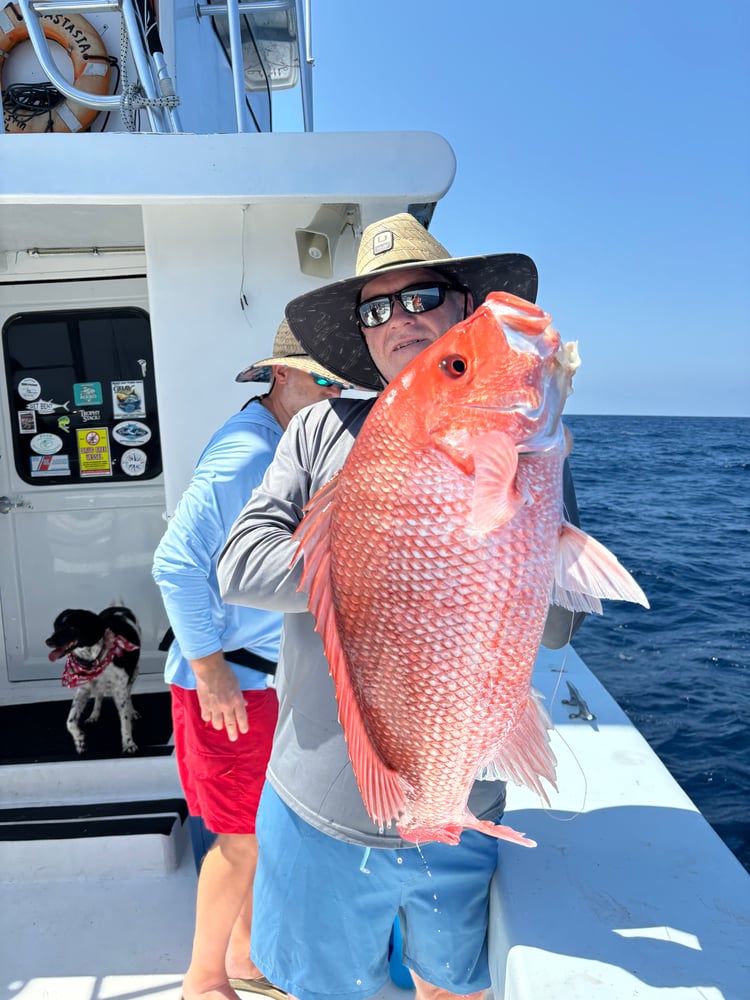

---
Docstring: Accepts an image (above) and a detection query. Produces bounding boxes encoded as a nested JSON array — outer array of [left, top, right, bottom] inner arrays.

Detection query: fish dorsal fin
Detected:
[[552, 521, 650, 614], [469, 431, 525, 535], [293, 477, 410, 830], [475, 687, 557, 805]]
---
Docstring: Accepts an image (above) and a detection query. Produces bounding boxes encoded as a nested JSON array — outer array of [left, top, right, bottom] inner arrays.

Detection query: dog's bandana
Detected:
[[62, 628, 140, 688]]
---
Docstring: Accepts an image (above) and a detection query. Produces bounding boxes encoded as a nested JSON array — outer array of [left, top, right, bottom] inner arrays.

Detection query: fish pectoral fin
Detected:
[[293, 474, 409, 830], [553, 521, 650, 613], [469, 431, 525, 535], [476, 688, 557, 805]]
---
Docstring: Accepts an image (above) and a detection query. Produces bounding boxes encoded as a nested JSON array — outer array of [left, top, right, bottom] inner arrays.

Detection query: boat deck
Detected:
[[491, 646, 750, 999]]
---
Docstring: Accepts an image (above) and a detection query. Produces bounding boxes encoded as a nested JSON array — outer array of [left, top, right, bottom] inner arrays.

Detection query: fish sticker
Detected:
[[293, 292, 649, 848], [112, 380, 145, 418], [112, 421, 151, 445], [26, 398, 70, 415], [74, 382, 103, 406]]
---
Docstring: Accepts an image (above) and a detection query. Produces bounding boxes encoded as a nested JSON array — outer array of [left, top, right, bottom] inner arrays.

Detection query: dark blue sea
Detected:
[[564, 415, 750, 873]]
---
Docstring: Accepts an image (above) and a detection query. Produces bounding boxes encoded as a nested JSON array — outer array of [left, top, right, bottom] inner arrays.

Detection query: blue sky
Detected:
[[294, 1, 749, 417]]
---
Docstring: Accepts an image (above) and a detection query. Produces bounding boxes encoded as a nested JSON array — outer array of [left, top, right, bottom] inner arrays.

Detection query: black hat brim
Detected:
[[285, 253, 538, 391]]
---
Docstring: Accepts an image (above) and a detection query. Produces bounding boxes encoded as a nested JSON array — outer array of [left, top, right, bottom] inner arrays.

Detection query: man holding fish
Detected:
[[218, 214, 646, 1000]]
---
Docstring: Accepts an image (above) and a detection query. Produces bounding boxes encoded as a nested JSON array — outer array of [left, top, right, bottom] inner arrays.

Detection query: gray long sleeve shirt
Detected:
[[218, 396, 582, 849]]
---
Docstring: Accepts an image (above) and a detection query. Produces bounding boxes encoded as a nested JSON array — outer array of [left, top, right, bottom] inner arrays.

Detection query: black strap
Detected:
[[157, 627, 276, 676]]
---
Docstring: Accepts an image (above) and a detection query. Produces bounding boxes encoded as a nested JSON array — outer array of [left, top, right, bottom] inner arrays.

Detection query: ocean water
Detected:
[[564, 415, 750, 873]]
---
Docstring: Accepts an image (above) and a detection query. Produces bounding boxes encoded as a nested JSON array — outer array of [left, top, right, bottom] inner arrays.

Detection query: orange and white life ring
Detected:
[[0, 2, 112, 133]]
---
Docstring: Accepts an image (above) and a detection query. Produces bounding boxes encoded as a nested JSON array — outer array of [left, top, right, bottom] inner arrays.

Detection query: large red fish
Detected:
[[293, 292, 648, 847]]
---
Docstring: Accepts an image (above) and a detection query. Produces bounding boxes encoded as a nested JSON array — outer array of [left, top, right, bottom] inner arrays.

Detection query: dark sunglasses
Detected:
[[357, 282, 462, 329], [309, 372, 348, 389]]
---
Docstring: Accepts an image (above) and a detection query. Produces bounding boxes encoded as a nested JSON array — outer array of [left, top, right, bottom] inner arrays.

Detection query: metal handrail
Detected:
[[196, 0, 313, 132], [17, 0, 121, 111]]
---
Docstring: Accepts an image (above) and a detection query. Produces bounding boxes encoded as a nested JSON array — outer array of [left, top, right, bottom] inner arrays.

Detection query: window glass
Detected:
[[3, 307, 162, 485]]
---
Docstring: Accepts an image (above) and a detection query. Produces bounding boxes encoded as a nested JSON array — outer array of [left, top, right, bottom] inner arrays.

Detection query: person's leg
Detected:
[[251, 784, 398, 1000], [173, 686, 278, 1000], [183, 832, 259, 999], [226, 863, 262, 980], [410, 972, 485, 1000], [398, 829, 499, 999]]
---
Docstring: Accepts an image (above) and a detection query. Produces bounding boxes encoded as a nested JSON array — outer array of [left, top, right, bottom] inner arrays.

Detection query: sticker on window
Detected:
[[112, 380, 145, 418], [18, 377, 41, 401], [30, 433, 63, 455], [18, 410, 37, 434], [120, 448, 148, 477], [79, 409, 102, 423], [112, 421, 152, 446], [77, 427, 112, 477], [26, 397, 70, 415], [30, 454, 71, 477], [74, 382, 103, 406]]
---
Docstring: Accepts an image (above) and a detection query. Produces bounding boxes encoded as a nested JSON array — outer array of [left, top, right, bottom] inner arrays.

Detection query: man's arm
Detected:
[[153, 419, 279, 733], [218, 414, 312, 613]]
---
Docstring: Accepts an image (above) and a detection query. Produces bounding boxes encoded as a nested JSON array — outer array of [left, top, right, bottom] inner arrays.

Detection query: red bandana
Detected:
[[61, 628, 140, 688]]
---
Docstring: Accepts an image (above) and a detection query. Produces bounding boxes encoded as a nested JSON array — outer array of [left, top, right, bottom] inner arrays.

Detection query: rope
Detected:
[[118, 17, 179, 132]]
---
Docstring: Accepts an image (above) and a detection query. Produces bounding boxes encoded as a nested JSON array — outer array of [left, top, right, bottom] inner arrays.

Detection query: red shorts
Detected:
[[171, 685, 278, 835]]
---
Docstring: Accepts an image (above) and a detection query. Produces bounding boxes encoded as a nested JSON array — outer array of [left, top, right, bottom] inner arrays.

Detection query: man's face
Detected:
[[358, 267, 471, 384], [275, 366, 344, 420]]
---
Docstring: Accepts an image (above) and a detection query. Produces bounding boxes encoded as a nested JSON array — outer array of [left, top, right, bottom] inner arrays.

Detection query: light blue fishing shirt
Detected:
[[153, 399, 282, 691]]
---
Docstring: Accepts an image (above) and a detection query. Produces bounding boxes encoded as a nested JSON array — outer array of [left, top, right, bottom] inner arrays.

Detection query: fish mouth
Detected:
[[467, 389, 543, 416]]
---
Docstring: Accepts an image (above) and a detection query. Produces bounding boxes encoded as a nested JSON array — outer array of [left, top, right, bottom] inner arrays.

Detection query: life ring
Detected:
[[0, 2, 112, 133]]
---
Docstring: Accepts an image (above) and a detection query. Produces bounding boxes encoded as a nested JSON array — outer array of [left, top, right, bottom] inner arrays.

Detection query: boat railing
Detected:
[[10, 0, 312, 134], [196, 0, 314, 133]]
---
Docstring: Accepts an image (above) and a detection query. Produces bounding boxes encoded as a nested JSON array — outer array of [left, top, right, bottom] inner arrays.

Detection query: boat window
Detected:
[[2, 307, 163, 486], [208, 0, 300, 132]]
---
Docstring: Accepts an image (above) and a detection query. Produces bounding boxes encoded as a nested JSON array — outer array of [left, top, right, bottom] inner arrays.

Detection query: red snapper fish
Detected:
[[293, 292, 648, 847]]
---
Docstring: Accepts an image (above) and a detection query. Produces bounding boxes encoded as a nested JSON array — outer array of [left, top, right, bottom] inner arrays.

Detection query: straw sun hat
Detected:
[[284, 212, 538, 392], [236, 318, 351, 385]]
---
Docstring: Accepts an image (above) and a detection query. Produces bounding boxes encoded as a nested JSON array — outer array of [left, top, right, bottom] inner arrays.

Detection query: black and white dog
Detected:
[[46, 605, 141, 755]]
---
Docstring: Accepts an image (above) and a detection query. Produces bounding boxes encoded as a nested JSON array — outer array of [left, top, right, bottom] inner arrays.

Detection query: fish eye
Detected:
[[439, 354, 467, 378]]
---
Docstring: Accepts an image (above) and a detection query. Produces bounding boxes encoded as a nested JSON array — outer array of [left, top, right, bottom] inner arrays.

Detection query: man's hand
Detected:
[[190, 651, 249, 741]]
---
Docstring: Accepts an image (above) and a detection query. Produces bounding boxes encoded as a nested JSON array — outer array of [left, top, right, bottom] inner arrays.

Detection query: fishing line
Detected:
[[539, 612, 589, 823]]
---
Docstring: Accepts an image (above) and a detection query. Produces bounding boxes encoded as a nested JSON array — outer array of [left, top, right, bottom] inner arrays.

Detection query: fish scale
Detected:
[[293, 292, 648, 847]]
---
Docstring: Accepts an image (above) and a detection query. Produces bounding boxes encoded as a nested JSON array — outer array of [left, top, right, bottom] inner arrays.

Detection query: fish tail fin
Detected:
[[461, 815, 537, 848], [293, 475, 409, 830], [399, 816, 536, 848], [477, 688, 557, 805], [553, 521, 650, 613]]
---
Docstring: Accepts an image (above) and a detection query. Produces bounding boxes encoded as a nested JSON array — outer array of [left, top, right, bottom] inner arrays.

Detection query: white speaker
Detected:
[[295, 204, 354, 278]]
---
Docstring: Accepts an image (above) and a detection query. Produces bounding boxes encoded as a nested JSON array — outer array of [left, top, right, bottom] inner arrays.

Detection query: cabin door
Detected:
[[0, 277, 169, 690]]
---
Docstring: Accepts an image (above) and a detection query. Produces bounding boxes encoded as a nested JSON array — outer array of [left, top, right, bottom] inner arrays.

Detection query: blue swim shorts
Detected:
[[252, 783, 499, 1000]]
